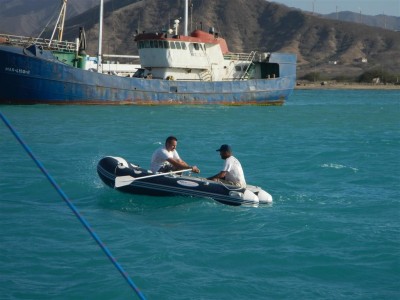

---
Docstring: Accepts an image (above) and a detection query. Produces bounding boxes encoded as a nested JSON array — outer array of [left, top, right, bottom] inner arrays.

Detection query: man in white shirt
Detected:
[[151, 136, 200, 174], [207, 144, 246, 188]]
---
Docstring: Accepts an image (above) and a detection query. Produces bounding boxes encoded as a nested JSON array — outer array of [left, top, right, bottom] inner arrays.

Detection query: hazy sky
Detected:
[[270, 0, 400, 16]]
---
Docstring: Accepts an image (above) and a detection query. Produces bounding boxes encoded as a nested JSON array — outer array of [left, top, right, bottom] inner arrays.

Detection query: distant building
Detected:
[[355, 57, 368, 63]]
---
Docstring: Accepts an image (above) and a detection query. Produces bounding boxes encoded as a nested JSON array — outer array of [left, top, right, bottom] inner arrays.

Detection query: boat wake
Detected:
[[321, 163, 358, 173]]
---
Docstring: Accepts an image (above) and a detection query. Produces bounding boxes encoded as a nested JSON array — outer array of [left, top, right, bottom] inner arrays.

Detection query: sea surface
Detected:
[[1, 89, 399, 300]]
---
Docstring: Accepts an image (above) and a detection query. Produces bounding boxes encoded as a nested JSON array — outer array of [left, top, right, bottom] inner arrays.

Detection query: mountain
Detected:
[[322, 11, 400, 32], [1, 0, 399, 79]]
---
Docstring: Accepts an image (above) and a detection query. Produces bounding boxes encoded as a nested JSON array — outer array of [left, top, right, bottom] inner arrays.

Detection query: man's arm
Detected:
[[207, 171, 227, 181], [167, 158, 200, 173]]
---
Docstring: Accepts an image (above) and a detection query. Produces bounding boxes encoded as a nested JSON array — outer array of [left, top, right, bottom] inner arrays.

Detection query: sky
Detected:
[[270, 0, 400, 16]]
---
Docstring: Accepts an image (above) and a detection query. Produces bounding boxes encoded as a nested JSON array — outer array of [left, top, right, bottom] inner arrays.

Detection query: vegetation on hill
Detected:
[[300, 69, 400, 84], [358, 69, 399, 84]]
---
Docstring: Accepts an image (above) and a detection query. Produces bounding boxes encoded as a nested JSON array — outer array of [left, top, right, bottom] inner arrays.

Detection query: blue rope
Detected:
[[0, 111, 146, 300]]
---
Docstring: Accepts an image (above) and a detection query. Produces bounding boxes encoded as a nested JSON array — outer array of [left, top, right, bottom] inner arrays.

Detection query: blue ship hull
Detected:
[[0, 44, 296, 105]]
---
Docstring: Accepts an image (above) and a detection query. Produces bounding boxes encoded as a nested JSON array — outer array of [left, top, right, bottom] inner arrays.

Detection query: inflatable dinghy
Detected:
[[97, 156, 273, 206]]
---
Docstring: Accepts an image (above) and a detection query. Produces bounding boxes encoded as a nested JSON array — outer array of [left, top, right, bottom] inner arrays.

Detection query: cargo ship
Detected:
[[0, 0, 296, 105]]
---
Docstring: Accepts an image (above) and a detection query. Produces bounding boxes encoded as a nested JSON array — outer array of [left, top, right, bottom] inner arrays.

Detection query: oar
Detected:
[[115, 169, 192, 188]]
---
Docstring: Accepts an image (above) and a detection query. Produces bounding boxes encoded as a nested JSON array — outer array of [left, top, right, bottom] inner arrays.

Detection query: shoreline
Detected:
[[295, 82, 400, 90]]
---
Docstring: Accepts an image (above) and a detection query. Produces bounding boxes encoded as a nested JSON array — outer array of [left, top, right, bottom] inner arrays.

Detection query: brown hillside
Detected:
[[0, 0, 104, 36], [61, 0, 400, 79]]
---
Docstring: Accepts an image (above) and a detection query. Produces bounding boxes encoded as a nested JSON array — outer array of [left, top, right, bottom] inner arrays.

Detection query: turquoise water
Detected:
[[1, 89, 399, 299]]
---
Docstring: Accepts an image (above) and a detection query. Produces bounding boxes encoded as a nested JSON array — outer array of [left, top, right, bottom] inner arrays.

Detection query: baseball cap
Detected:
[[216, 144, 232, 152]]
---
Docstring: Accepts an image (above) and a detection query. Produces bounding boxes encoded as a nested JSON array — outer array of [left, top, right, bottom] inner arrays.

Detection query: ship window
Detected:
[[199, 44, 203, 51], [150, 40, 154, 48], [163, 41, 169, 48], [175, 42, 182, 50], [170, 41, 176, 49], [181, 42, 187, 50], [159, 41, 164, 48], [193, 43, 199, 50], [154, 41, 159, 48], [144, 40, 150, 48]]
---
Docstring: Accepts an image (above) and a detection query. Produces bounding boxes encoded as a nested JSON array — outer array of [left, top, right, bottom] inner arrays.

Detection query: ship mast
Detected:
[[49, 0, 68, 46], [184, 0, 188, 36]]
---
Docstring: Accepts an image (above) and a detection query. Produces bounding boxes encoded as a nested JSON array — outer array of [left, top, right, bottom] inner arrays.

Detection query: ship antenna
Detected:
[[97, 0, 104, 73], [190, 1, 193, 33]]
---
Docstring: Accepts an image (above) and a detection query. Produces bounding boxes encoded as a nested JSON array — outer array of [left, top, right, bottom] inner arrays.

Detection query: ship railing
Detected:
[[223, 51, 257, 80], [0, 34, 77, 52], [223, 52, 257, 62]]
